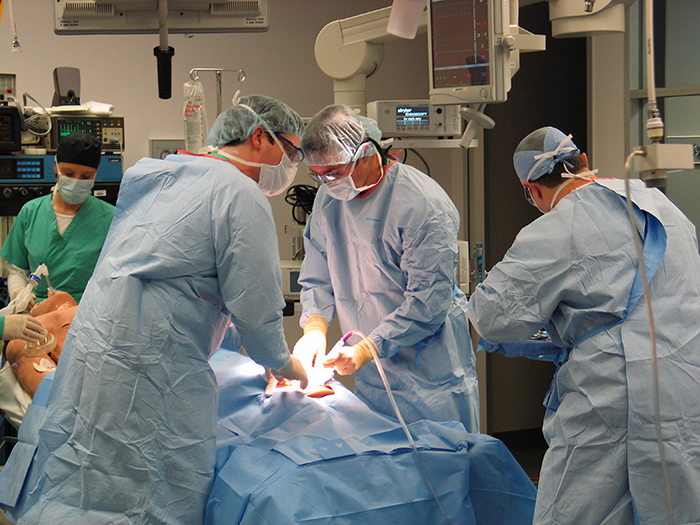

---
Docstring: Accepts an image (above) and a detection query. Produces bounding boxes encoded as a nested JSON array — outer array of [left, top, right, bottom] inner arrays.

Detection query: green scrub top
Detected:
[[1, 194, 115, 303]]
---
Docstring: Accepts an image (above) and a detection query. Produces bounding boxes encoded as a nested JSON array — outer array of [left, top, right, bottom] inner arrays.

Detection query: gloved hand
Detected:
[[267, 355, 308, 396], [10, 289, 36, 313], [293, 315, 328, 371], [2, 314, 46, 342], [322, 337, 376, 375]]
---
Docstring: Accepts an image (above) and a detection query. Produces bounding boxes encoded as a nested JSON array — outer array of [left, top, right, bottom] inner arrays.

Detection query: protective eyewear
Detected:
[[308, 159, 357, 184], [523, 186, 537, 208], [275, 134, 305, 166]]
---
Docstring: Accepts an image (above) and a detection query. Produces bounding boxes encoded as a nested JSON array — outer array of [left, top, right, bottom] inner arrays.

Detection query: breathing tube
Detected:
[[0, 263, 53, 316], [336, 330, 454, 525]]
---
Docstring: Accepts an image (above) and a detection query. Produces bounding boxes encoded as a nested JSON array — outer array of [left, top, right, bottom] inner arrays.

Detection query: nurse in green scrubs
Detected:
[[1, 133, 115, 304]]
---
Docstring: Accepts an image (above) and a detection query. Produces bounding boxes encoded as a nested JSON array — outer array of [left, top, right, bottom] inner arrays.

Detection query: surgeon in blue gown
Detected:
[[469, 126, 700, 525], [7, 95, 309, 525], [294, 105, 479, 432]]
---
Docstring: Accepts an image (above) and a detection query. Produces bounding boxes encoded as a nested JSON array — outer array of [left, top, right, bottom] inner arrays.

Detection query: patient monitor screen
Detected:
[[430, 0, 490, 89]]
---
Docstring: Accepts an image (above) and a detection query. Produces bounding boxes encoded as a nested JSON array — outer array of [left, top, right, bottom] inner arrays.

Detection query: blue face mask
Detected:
[[55, 163, 95, 205]]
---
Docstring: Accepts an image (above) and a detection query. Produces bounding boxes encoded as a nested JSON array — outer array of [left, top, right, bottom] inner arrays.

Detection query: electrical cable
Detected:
[[408, 148, 431, 178], [284, 184, 317, 225], [11, 92, 52, 137], [397, 148, 432, 178], [623, 151, 674, 525], [338, 330, 454, 525]]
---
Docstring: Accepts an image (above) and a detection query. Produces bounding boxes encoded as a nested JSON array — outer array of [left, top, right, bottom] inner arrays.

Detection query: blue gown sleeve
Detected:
[[212, 181, 290, 370], [370, 194, 459, 358], [468, 193, 634, 347], [298, 196, 337, 327]]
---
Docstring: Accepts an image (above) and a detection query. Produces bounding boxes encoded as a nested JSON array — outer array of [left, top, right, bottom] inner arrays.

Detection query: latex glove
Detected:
[[293, 330, 327, 371], [269, 356, 308, 393], [2, 314, 46, 342], [323, 337, 376, 375], [292, 315, 328, 371], [10, 289, 36, 313]]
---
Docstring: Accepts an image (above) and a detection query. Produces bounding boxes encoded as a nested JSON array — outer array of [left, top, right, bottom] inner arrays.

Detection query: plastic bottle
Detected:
[[183, 80, 208, 153], [0, 263, 50, 315]]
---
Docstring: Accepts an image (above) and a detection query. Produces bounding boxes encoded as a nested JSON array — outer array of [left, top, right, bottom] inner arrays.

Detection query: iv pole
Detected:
[[188, 68, 247, 116]]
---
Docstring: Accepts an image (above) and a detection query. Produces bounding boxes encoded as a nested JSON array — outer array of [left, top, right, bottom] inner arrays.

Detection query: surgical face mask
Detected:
[[525, 167, 597, 213], [212, 147, 298, 197], [55, 164, 95, 205], [259, 152, 298, 196], [212, 103, 299, 196], [324, 159, 381, 201]]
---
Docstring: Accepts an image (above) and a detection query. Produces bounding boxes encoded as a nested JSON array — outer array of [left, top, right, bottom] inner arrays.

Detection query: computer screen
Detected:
[[428, 0, 511, 105]]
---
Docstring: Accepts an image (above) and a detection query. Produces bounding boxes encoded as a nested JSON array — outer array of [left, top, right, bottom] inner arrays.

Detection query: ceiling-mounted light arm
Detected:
[[189, 68, 247, 115], [314, 6, 427, 113]]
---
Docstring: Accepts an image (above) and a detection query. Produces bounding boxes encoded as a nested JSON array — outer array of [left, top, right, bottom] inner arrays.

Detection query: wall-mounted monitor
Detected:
[[428, 0, 511, 105], [54, 0, 269, 35]]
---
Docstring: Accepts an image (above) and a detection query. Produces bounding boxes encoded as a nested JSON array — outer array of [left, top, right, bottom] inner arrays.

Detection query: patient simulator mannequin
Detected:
[[5, 291, 78, 396], [6, 290, 334, 400]]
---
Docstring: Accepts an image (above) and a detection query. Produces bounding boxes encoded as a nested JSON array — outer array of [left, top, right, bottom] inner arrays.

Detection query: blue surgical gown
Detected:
[[469, 179, 700, 525], [10, 154, 291, 525], [299, 160, 479, 432]]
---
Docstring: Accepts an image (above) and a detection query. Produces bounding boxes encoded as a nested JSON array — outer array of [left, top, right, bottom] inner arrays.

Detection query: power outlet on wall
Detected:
[[149, 139, 185, 159]]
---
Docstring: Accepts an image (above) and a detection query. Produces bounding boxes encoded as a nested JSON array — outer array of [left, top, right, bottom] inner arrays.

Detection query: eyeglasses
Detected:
[[308, 159, 357, 184], [275, 134, 305, 166], [523, 186, 536, 207]]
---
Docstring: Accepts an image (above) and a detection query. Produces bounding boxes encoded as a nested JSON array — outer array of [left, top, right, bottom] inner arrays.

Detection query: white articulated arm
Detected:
[[314, 6, 427, 112], [545, 0, 636, 37]]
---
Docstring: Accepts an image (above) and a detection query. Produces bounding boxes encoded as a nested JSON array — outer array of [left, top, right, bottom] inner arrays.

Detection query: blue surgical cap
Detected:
[[207, 94, 305, 147], [513, 126, 580, 183], [301, 105, 383, 166]]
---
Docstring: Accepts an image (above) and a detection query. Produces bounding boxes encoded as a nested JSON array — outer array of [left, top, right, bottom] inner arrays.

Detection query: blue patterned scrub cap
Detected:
[[513, 127, 580, 183]]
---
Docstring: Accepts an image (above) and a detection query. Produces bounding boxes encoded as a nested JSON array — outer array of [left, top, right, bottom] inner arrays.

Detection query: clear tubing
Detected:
[[624, 151, 674, 524], [342, 330, 453, 525]]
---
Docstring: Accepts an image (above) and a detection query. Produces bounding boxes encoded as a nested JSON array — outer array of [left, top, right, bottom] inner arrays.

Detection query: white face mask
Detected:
[[55, 163, 95, 205], [209, 103, 299, 197], [324, 154, 383, 201], [211, 147, 298, 197], [325, 173, 376, 201]]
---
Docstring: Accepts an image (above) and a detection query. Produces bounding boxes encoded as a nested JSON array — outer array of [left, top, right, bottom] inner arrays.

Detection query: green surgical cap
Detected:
[[207, 94, 305, 147]]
